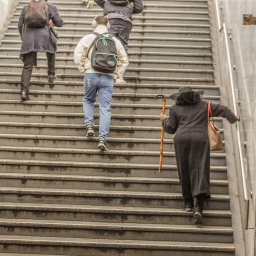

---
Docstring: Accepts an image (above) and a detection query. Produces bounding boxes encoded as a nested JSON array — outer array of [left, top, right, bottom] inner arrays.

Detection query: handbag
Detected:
[[207, 102, 224, 150]]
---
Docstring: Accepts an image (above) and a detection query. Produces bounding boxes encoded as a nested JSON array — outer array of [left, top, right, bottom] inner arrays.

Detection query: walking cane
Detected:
[[156, 95, 166, 172]]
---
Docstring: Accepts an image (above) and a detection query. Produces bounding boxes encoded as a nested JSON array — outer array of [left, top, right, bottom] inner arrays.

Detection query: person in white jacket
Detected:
[[74, 15, 128, 151]]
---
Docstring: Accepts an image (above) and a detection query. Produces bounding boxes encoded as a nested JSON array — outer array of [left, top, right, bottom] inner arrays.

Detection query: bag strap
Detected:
[[86, 32, 101, 58], [208, 102, 214, 124]]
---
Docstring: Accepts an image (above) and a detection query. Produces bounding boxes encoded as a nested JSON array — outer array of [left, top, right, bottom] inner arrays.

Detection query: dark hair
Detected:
[[95, 16, 109, 26]]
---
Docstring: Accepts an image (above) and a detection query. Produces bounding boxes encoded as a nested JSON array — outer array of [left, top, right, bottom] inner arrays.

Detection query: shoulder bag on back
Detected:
[[24, 0, 48, 28]]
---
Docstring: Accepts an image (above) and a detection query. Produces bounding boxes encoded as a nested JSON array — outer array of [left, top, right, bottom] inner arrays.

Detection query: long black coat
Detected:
[[18, 3, 64, 55], [162, 100, 237, 200]]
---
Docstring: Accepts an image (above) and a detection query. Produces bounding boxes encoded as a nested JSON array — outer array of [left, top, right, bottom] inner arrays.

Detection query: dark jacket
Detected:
[[162, 99, 237, 200], [18, 3, 64, 55], [95, 0, 143, 22]]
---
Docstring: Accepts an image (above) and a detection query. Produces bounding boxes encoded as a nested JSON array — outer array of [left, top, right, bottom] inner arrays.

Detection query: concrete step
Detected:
[[0, 173, 228, 194], [0, 161, 228, 181], [0, 121, 225, 140], [0, 235, 235, 256], [0, 48, 214, 61], [0, 202, 232, 226], [0, 218, 233, 243], [14, 11, 211, 24], [1, 39, 213, 54], [8, 22, 212, 38], [0, 187, 230, 210], [0, 146, 227, 166], [0, 79, 219, 94], [0, 88, 220, 102], [0, 55, 214, 69], [0, 111, 223, 128], [0, 66, 215, 80], [17, 3, 209, 12], [0, 77, 220, 94], [0, 72, 215, 84], [12, 17, 211, 31]]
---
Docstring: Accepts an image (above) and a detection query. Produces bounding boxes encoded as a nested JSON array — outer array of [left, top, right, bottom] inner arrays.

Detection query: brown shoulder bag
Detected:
[[207, 102, 224, 150]]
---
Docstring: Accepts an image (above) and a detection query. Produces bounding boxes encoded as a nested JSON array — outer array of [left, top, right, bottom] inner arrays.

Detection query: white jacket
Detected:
[[73, 25, 129, 78]]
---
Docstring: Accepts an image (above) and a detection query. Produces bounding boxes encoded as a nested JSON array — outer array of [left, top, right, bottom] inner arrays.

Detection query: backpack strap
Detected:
[[86, 32, 101, 58]]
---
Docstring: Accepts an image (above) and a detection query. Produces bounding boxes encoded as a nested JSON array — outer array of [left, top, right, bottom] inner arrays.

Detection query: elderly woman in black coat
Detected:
[[18, 0, 64, 100], [160, 87, 240, 224]]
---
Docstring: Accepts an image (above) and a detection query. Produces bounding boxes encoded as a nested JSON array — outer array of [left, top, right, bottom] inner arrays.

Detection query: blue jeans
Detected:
[[83, 73, 114, 140]]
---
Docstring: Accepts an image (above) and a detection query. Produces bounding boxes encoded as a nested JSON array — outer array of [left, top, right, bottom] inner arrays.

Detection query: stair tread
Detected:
[[0, 159, 227, 171], [0, 235, 235, 250], [0, 218, 233, 233], [0, 186, 230, 200], [0, 202, 232, 216], [0, 173, 228, 185], [0, 145, 226, 157]]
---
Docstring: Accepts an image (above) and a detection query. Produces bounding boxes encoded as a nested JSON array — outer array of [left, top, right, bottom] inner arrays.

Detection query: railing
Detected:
[[214, 0, 250, 230]]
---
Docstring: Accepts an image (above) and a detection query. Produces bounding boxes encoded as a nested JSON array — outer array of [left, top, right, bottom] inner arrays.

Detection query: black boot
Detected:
[[193, 195, 204, 225], [21, 89, 29, 101]]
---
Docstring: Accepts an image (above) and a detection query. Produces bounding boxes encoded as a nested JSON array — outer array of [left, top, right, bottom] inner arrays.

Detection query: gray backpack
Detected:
[[24, 0, 48, 28], [87, 32, 118, 73], [109, 0, 130, 6]]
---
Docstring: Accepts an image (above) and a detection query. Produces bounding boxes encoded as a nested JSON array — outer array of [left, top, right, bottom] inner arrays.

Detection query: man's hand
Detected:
[[49, 20, 55, 27], [160, 113, 167, 121], [236, 115, 241, 121]]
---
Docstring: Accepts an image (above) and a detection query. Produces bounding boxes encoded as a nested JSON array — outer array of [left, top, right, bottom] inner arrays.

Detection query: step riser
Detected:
[[0, 165, 228, 180], [0, 244, 235, 256], [0, 151, 227, 166], [0, 179, 228, 194], [0, 210, 232, 226], [0, 226, 233, 243], [0, 194, 230, 210]]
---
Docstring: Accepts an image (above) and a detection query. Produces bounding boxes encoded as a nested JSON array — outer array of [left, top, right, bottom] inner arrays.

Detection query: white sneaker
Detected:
[[115, 78, 126, 84], [87, 0, 94, 9]]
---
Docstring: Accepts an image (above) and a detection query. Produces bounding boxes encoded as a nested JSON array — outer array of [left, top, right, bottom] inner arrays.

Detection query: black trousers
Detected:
[[108, 18, 132, 52], [21, 51, 55, 92]]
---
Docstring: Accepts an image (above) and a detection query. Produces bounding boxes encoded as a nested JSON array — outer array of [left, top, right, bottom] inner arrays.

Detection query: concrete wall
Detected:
[[218, 0, 256, 255], [0, 0, 18, 37]]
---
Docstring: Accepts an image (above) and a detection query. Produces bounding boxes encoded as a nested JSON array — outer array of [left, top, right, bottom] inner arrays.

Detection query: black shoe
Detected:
[[184, 198, 193, 212], [193, 211, 203, 225], [86, 125, 95, 137], [98, 140, 108, 151], [21, 89, 29, 101], [48, 75, 57, 83]]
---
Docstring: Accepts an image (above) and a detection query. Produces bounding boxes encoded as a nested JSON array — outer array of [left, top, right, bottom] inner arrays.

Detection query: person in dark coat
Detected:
[[18, 0, 64, 101], [86, 0, 143, 52], [160, 86, 240, 224]]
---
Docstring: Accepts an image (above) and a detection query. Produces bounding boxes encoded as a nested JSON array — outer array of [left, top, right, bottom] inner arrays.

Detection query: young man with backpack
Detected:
[[82, 0, 144, 52], [18, 0, 64, 101], [73, 15, 128, 151]]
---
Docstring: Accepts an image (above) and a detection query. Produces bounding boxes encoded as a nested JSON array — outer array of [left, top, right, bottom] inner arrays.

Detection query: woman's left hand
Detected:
[[160, 113, 167, 121]]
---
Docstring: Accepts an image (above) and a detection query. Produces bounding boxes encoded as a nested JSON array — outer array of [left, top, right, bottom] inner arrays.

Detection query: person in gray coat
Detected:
[[160, 87, 240, 225], [91, 0, 143, 52], [18, 0, 64, 101]]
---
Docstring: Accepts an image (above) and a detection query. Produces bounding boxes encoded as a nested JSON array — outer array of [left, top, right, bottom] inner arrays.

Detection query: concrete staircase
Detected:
[[0, 0, 236, 255]]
